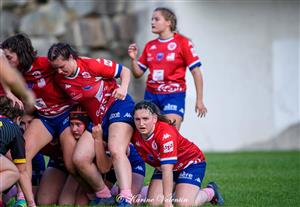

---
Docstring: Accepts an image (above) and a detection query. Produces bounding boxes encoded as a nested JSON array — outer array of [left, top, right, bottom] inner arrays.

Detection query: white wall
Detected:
[[132, 0, 299, 151]]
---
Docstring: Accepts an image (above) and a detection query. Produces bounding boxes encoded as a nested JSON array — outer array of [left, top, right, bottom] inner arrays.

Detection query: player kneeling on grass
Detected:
[[132, 101, 224, 207], [0, 97, 36, 207]]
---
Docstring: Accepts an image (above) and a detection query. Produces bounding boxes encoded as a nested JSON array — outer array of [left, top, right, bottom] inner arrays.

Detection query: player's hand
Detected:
[[6, 90, 24, 110], [92, 124, 103, 140], [195, 99, 207, 118], [112, 87, 127, 100], [128, 43, 138, 60]]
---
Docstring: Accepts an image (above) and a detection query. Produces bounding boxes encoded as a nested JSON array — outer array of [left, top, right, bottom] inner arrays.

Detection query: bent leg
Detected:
[[0, 155, 19, 192], [37, 167, 67, 205]]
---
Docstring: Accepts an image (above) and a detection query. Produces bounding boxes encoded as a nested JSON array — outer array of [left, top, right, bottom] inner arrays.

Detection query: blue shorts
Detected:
[[37, 110, 70, 137], [31, 153, 45, 186], [101, 95, 135, 141], [151, 162, 206, 187], [128, 144, 146, 176], [144, 91, 186, 118]]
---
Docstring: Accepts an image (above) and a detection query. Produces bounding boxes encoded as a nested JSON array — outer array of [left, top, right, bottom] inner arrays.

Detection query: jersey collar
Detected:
[[65, 67, 80, 79]]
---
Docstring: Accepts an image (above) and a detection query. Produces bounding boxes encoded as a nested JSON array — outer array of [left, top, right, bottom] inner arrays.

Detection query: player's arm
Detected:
[[92, 124, 112, 173], [112, 65, 131, 100], [0, 51, 35, 112], [128, 43, 145, 78], [161, 164, 174, 207], [16, 163, 36, 207], [191, 67, 207, 118]]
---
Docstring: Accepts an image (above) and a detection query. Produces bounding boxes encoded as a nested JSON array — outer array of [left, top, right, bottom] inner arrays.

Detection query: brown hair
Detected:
[[134, 100, 175, 126], [154, 7, 177, 32]]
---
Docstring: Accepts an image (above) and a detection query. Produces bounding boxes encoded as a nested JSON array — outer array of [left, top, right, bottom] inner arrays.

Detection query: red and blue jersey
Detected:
[[138, 33, 201, 94], [132, 121, 205, 171], [55, 57, 123, 124], [24, 57, 73, 117]]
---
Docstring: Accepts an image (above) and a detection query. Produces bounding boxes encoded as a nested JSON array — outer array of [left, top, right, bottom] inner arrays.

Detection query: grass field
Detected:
[[36, 151, 299, 206], [143, 151, 300, 207]]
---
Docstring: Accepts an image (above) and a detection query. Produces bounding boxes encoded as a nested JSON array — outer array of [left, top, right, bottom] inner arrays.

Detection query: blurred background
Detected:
[[0, 0, 299, 151]]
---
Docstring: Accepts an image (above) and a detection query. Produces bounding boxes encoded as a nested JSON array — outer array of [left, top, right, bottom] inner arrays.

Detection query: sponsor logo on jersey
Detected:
[[65, 84, 71, 89], [163, 141, 174, 153], [178, 171, 193, 180], [134, 165, 144, 172], [82, 72, 91, 78], [157, 83, 182, 93], [162, 133, 171, 140], [109, 112, 120, 120], [152, 141, 157, 150], [156, 52, 164, 61], [37, 78, 46, 88], [83, 85, 93, 90], [163, 104, 177, 111], [147, 154, 154, 162], [124, 113, 132, 118], [167, 42, 177, 51], [135, 141, 141, 147], [71, 93, 83, 101], [166, 53, 175, 61], [150, 45, 157, 50]]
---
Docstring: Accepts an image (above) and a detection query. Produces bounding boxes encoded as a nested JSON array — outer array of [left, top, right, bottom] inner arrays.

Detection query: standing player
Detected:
[[132, 101, 224, 207], [1, 34, 76, 200], [48, 43, 135, 206], [128, 7, 207, 129], [0, 97, 35, 207]]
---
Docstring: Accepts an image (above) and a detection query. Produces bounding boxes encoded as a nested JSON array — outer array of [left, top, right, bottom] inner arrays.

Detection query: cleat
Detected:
[[89, 196, 115, 206], [13, 199, 27, 207], [116, 196, 132, 207], [207, 182, 224, 205]]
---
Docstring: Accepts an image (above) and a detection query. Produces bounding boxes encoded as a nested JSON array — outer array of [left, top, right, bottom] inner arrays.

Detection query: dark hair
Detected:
[[154, 7, 177, 32], [134, 101, 175, 125], [69, 105, 90, 127], [48, 43, 79, 61], [0, 96, 24, 120], [1, 33, 37, 73]]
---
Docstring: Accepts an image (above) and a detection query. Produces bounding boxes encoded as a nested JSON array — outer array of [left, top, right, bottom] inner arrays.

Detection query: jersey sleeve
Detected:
[[10, 127, 26, 164], [137, 44, 149, 72], [157, 126, 178, 165], [87, 58, 123, 78], [181, 38, 202, 71]]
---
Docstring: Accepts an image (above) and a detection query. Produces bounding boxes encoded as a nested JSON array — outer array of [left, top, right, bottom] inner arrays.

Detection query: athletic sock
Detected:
[[95, 186, 112, 198]]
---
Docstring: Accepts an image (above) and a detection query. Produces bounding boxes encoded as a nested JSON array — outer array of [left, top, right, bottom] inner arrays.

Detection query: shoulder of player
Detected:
[[31, 56, 52, 71]]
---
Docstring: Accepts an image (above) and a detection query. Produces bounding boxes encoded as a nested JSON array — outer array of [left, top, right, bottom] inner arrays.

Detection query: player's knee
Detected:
[[72, 154, 89, 170]]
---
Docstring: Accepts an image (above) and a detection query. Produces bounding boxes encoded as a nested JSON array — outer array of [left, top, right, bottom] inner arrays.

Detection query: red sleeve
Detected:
[[84, 58, 122, 78], [180, 37, 202, 71], [157, 125, 178, 165], [138, 43, 149, 71]]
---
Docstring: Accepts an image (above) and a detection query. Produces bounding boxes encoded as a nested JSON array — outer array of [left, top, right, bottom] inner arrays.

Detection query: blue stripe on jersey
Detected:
[[160, 159, 177, 165], [189, 60, 202, 71], [115, 64, 123, 78], [137, 62, 147, 72]]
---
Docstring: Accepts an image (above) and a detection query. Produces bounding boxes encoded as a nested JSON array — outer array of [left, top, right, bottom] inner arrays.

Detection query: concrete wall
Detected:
[[132, 0, 299, 151]]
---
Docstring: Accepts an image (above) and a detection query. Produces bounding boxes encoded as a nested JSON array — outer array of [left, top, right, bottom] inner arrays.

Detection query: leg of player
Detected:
[[58, 175, 79, 205], [23, 119, 52, 181], [131, 173, 145, 196], [0, 155, 19, 192], [72, 130, 113, 203], [147, 179, 164, 206], [108, 122, 133, 203], [37, 166, 67, 205], [59, 127, 77, 175]]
